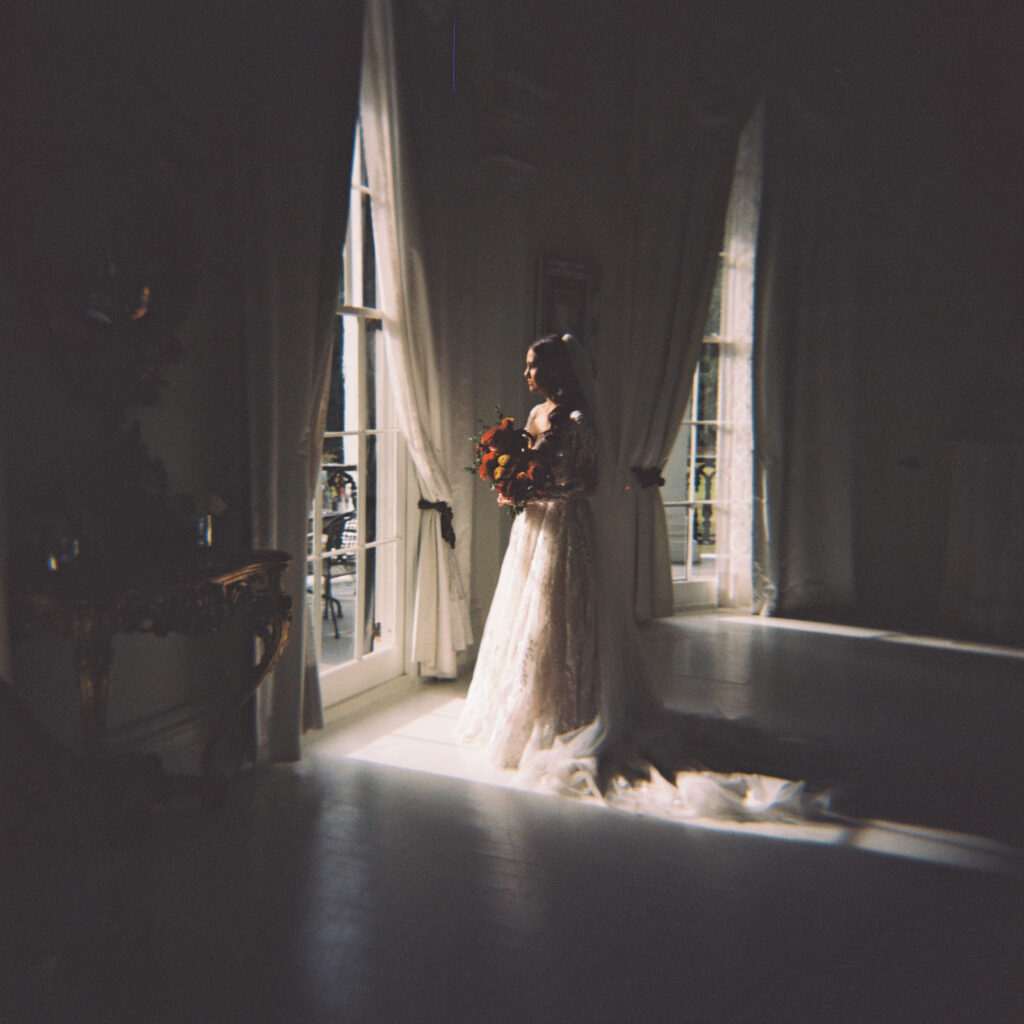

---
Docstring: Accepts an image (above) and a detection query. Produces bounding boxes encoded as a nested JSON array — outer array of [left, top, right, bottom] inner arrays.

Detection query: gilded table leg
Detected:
[[72, 611, 115, 758], [201, 597, 292, 779]]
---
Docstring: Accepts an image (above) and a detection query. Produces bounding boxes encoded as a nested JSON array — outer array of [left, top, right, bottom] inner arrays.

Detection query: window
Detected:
[[308, 125, 408, 707], [663, 109, 761, 609], [663, 266, 726, 594]]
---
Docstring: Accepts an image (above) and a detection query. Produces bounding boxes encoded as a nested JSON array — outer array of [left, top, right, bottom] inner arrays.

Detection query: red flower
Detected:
[[470, 413, 549, 515], [480, 416, 523, 455], [479, 450, 499, 479]]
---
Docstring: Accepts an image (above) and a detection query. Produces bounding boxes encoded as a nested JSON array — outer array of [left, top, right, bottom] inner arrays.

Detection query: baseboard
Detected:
[[320, 672, 420, 726], [673, 578, 718, 610]]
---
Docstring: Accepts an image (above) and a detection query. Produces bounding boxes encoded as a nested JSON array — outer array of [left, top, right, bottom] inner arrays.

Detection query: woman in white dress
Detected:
[[459, 332, 833, 823], [457, 334, 601, 769]]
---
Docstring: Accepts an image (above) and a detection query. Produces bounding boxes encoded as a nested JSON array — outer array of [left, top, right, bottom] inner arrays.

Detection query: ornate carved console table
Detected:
[[13, 550, 292, 779]]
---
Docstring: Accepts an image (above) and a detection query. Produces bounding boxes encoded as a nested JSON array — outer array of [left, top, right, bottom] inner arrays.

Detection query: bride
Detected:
[[458, 333, 824, 816], [457, 336, 1024, 874], [457, 333, 601, 769]]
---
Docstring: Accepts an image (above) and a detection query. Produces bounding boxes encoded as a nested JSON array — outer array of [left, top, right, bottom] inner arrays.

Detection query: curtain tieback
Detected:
[[631, 466, 666, 489], [418, 499, 456, 548]]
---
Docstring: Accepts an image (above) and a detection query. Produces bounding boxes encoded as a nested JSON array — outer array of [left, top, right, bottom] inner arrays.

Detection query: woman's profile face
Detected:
[[524, 347, 555, 397]]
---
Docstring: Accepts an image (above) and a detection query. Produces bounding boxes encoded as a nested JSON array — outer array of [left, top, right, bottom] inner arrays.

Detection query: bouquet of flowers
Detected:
[[469, 414, 551, 514]]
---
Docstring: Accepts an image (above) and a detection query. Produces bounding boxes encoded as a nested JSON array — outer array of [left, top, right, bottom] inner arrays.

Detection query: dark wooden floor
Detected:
[[4, 613, 1023, 1022]]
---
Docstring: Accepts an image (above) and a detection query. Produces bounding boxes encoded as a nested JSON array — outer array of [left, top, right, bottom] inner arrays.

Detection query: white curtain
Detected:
[[244, 0, 364, 761], [360, 0, 472, 678], [618, 3, 761, 622], [714, 107, 763, 609], [753, 87, 857, 617]]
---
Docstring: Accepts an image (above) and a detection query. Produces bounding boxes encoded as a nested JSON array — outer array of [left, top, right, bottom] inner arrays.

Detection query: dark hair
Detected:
[[528, 333, 586, 427]]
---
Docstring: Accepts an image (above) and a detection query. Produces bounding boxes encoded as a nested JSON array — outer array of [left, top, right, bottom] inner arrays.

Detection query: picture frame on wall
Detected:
[[535, 255, 599, 348]]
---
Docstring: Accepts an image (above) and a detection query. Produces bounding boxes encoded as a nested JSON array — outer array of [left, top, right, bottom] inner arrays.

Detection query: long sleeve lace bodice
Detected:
[[527, 405, 598, 499]]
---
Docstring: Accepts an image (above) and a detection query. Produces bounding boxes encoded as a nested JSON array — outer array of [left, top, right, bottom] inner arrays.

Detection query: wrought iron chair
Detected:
[[320, 511, 357, 638]]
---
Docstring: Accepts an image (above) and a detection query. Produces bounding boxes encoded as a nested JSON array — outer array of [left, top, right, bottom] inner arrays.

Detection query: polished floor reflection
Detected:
[[5, 613, 1023, 1022]]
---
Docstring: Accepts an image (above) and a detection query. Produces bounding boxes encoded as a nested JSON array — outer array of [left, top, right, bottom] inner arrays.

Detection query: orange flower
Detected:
[[479, 451, 499, 479], [470, 413, 547, 515]]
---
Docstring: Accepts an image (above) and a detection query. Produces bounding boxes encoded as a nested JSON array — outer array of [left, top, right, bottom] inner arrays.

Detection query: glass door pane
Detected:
[[313, 320, 404, 705], [311, 124, 405, 708]]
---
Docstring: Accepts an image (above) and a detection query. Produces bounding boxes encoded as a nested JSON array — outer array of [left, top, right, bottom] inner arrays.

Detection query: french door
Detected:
[[308, 126, 407, 707]]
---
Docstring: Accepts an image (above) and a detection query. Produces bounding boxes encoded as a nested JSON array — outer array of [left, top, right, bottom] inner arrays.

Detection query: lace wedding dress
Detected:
[[457, 407, 600, 769], [457, 398, 826, 824]]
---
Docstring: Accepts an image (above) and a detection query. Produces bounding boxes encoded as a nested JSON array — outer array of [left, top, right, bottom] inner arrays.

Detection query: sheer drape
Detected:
[[713, 107, 763, 609], [360, 0, 472, 678], [620, 2, 762, 622], [244, 1, 363, 761]]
